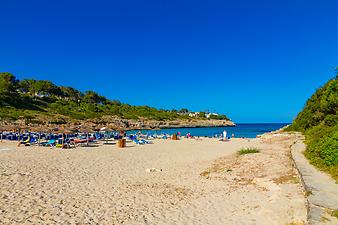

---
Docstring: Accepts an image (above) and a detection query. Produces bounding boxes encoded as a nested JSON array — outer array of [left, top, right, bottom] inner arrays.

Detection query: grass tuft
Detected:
[[237, 147, 260, 155]]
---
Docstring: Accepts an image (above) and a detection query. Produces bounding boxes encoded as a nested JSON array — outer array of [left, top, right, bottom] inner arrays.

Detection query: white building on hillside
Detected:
[[206, 113, 219, 118], [188, 112, 200, 117]]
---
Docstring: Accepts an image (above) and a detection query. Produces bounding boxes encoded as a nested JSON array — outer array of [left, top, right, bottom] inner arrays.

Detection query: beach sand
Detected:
[[0, 133, 307, 224]]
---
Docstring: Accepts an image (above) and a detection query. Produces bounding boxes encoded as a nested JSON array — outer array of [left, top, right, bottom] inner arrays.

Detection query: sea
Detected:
[[127, 123, 289, 138]]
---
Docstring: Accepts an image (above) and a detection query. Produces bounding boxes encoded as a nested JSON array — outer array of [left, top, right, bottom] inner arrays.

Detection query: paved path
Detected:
[[291, 135, 338, 225]]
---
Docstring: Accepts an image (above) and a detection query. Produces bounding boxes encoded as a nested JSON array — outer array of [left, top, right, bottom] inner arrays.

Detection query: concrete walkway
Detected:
[[291, 134, 338, 225]]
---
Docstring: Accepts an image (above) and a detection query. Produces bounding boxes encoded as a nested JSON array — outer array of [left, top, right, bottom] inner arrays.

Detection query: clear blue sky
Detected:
[[1, 0, 338, 123]]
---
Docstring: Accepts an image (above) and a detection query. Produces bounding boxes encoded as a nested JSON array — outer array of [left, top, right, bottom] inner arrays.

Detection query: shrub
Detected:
[[289, 74, 338, 180], [319, 133, 338, 166]]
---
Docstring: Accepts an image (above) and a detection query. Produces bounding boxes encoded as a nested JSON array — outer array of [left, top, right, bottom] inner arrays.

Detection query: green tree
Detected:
[[18, 79, 32, 94], [60, 86, 82, 100], [179, 108, 189, 114], [83, 91, 107, 104], [32, 80, 59, 96], [20, 79, 38, 96], [0, 72, 17, 95]]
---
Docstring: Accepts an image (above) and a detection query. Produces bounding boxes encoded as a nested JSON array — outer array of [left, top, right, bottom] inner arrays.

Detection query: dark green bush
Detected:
[[320, 132, 338, 166], [289, 75, 338, 180]]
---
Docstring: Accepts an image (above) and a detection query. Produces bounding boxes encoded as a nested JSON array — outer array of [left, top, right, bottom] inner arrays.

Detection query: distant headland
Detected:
[[0, 72, 235, 131]]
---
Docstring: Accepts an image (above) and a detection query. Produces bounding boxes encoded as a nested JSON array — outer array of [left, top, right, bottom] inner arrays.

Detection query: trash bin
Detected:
[[118, 139, 126, 148], [172, 134, 178, 140]]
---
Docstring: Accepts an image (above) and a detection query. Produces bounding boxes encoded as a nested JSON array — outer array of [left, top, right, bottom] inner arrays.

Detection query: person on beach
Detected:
[[223, 130, 227, 140]]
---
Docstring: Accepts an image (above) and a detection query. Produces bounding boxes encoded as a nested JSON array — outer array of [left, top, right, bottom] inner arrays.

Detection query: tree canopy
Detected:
[[0, 72, 17, 95]]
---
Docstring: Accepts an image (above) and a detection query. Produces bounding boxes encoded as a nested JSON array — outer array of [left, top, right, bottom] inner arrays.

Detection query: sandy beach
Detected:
[[0, 133, 307, 225]]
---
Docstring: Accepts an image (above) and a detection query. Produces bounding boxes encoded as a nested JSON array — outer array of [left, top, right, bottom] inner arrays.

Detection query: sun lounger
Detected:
[[42, 139, 56, 147], [134, 139, 153, 145], [20, 137, 30, 145], [134, 139, 144, 145], [73, 139, 87, 144], [141, 139, 153, 144]]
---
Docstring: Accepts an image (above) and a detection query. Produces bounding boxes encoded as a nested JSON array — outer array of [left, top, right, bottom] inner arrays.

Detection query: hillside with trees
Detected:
[[286, 70, 338, 180], [0, 72, 231, 128]]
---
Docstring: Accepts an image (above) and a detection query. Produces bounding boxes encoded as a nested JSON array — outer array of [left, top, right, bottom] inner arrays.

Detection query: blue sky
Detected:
[[1, 0, 338, 123]]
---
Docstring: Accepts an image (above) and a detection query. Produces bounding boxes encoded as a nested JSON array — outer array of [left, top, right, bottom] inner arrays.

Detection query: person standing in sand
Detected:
[[223, 130, 227, 140]]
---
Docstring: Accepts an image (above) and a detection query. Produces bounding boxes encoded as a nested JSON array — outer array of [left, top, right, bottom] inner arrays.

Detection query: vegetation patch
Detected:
[[0, 72, 230, 123], [331, 209, 338, 219], [237, 148, 260, 155], [286, 72, 338, 181]]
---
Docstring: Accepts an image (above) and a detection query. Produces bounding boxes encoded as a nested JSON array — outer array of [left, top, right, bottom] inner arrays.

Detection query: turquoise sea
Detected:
[[127, 123, 289, 138]]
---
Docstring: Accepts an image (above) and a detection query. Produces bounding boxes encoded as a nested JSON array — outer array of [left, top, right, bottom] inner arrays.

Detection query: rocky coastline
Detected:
[[0, 116, 235, 131]]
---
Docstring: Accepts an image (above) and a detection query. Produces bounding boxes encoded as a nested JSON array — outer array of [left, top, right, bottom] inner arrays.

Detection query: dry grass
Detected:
[[273, 172, 299, 184], [200, 155, 237, 178]]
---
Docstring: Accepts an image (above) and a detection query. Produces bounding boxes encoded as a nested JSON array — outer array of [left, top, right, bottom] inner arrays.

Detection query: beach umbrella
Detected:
[[39, 125, 63, 146], [80, 126, 94, 146], [100, 126, 114, 133], [34, 126, 57, 145], [100, 127, 108, 132], [50, 126, 59, 132], [68, 126, 80, 133], [30, 126, 48, 145], [99, 127, 107, 142], [99, 126, 113, 143], [59, 126, 74, 148]]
